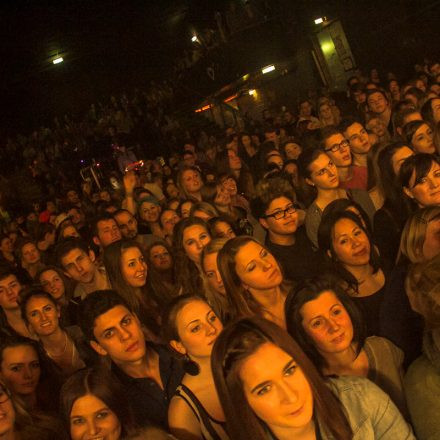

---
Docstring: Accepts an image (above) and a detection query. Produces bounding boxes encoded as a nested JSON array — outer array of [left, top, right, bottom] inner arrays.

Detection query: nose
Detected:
[[119, 326, 131, 341], [328, 318, 340, 333], [23, 366, 32, 380], [87, 420, 99, 436], [279, 381, 299, 404], [429, 177, 439, 189], [262, 259, 273, 271], [215, 271, 223, 285], [74, 262, 83, 273]]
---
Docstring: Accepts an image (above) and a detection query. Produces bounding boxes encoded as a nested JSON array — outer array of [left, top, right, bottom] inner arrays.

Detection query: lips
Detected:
[[289, 404, 304, 417], [353, 248, 368, 257], [332, 332, 345, 344], [126, 341, 139, 352]]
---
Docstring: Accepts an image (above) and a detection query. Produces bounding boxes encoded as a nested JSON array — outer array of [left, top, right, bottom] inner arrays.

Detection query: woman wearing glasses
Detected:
[[218, 236, 288, 328], [298, 149, 375, 248]]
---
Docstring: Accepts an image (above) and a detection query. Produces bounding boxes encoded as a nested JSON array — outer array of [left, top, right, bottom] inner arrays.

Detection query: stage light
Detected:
[[314, 17, 324, 24], [249, 89, 256, 96], [53, 57, 64, 64], [191, 35, 198, 43], [262, 65, 275, 74]]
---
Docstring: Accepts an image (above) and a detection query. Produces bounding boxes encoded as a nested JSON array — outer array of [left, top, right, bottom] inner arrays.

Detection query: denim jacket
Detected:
[[320, 376, 415, 440]]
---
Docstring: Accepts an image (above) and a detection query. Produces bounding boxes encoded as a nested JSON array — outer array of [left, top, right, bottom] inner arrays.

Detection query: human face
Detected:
[[21, 243, 40, 265], [261, 197, 298, 238], [215, 185, 231, 207], [431, 98, 440, 124], [411, 124, 435, 154], [97, 220, 122, 248], [284, 143, 302, 160], [180, 201, 193, 219], [221, 177, 238, 196], [323, 134, 351, 167], [62, 249, 96, 284], [240, 343, 314, 437], [0, 238, 13, 254], [299, 101, 312, 117], [149, 245, 172, 271], [0, 275, 21, 311], [405, 162, 440, 207], [213, 221, 236, 240], [182, 170, 202, 194], [307, 153, 339, 189], [228, 149, 242, 171], [366, 117, 387, 138], [0, 346, 40, 397], [39, 269, 65, 301], [25, 296, 59, 337], [62, 225, 81, 239], [70, 394, 121, 440], [235, 241, 283, 290], [319, 104, 333, 120], [241, 135, 251, 148], [367, 92, 388, 114], [139, 202, 161, 224], [203, 252, 225, 295], [92, 305, 146, 364], [344, 123, 371, 155], [391, 146, 414, 175], [332, 218, 371, 267], [114, 211, 138, 239], [120, 247, 147, 288], [182, 225, 211, 264], [0, 384, 15, 437], [267, 152, 284, 169], [174, 301, 223, 359], [67, 190, 80, 205], [422, 217, 440, 261], [166, 183, 180, 199], [193, 210, 212, 221], [300, 291, 354, 355], [161, 210, 180, 236]]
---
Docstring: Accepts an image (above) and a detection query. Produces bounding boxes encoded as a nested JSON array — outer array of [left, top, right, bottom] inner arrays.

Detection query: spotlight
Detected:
[[314, 17, 324, 24], [53, 57, 64, 64], [262, 65, 275, 74], [248, 89, 256, 96], [191, 35, 198, 43]]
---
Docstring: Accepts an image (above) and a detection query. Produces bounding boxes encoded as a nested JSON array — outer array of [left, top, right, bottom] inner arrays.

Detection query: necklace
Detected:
[[45, 331, 68, 358]]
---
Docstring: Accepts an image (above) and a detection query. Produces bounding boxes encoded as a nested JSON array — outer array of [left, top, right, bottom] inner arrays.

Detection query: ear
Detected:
[[305, 177, 315, 187], [403, 186, 414, 199], [88, 249, 96, 262], [169, 340, 186, 356], [92, 237, 101, 248], [259, 218, 269, 230], [90, 340, 108, 356], [326, 249, 332, 259], [242, 282, 249, 291]]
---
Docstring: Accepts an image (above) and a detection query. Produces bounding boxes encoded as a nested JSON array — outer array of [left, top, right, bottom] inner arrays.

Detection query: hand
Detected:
[[123, 171, 137, 195], [82, 181, 92, 195]]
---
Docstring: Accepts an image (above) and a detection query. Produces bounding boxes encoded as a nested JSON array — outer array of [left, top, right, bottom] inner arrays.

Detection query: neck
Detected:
[[316, 188, 345, 204], [337, 166, 351, 181], [190, 192, 202, 201], [249, 285, 284, 310], [189, 355, 212, 378], [4, 308, 31, 337], [118, 345, 157, 379], [40, 327, 66, 349], [268, 231, 296, 246], [352, 153, 367, 167], [271, 419, 315, 440], [83, 268, 108, 293], [231, 169, 240, 178], [321, 343, 358, 373], [344, 263, 372, 283]]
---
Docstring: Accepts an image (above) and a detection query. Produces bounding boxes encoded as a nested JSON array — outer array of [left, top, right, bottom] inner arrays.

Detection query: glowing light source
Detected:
[[320, 41, 334, 54], [53, 57, 64, 64], [314, 17, 324, 24], [195, 104, 212, 113], [191, 35, 198, 43], [262, 65, 275, 74], [248, 89, 256, 96], [224, 94, 238, 103]]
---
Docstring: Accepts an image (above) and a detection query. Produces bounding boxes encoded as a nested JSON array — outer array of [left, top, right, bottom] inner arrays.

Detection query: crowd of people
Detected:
[[0, 56, 440, 440]]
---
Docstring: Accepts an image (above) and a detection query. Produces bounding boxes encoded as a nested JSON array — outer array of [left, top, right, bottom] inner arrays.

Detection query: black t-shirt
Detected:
[[265, 226, 323, 283], [111, 343, 184, 429]]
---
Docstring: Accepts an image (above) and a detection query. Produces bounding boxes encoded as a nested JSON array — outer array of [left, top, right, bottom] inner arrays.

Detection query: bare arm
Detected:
[[121, 171, 137, 215], [168, 395, 203, 440]]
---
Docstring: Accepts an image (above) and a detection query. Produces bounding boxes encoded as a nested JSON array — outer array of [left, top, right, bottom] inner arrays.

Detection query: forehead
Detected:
[[368, 91, 385, 101], [98, 219, 118, 230], [176, 300, 212, 326], [414, 123, 429, 135], [267, 196, 293, 212], [26, 295, 55, 310], [2, 345, 38, 363], [40, 269, 58, 280], [235, 241, 262, 263], [115, 211, 133, 223], [183, 170, 198, 178], [151, 244, 167, 254], [22, 242, 36, 251], [121, 246, 142, 259], [62, 248, 88, 264], [300, 290, 340, 315], [162, 210, 176, 220], [70, 394, 108, 416], [325, 133, 345, 145], [345, 122, 364, 135], [0, 275, 18, 287], [93, 305, 132, 334], [333, 217, 359, 236], [183, 224, 207, 239], [310, 153, 330, 169]]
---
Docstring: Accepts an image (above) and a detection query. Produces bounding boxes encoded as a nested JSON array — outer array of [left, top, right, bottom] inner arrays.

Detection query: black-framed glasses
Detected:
[[264, 204, 299, 220], [325, 139, 350, 153], [0, 385, 10, 404]]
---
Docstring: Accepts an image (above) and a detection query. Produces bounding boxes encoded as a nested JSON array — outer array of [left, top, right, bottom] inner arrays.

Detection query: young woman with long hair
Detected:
[[177, 167, 204, 202], [173, 217, 212, 297], [60, 367, 137, 440], [163, 295, 228, 440], [211, 317, 413, 440], [217, 236, 287, 328], [318, 210, 385, 336], [285, 277, 408, 416], [403, 120, 436, 154]]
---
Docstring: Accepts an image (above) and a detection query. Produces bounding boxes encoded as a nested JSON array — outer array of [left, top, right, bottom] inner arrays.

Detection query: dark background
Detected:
[[1, 0, 439, 135]]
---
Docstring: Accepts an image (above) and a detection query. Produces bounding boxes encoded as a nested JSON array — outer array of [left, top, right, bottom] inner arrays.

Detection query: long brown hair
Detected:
[[211, 317, 352, 440]]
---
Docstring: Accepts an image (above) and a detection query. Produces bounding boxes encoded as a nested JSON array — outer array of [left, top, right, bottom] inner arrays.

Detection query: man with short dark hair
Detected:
[[113, 209, 153, 248], [56, 238, 110, 300], [91, 213, 122, 250], [421, 97, 440, 125], [251, 178, 321, 283], [79, 290, 183, 429], [339, 118, 372, 167]]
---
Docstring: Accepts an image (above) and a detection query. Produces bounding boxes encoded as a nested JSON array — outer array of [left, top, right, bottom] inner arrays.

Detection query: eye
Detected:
[[339, 238, 348, 245], [71, 417, 85, 426], [186, 239, 195, 246], [260, 249, 268, 257], [284, 364, 297, 376], [257, 384, 271, 396], [96, 410, 110, 420], [191, 325, 201, 333], [332, 308, 342, 316], [104, 330, 114, 339], [30, 310, 38, 317], [200, 233, 209, 240], [206, 271, 215, 278], [311, 320, 322, 329], [31, 361, 40, 369], [122, 316, 132, 326], [247, 262, 256, 272], [209, 313, 217, 323], [11, 366, 20, 373]]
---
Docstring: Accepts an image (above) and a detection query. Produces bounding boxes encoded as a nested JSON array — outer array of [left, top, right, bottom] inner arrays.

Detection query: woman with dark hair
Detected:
[[60, 367, 136, 439], [37, 266, 78, 327], [190, 202, 219, 222], [299, 149, 375, 248], [285, 277, 407, 416], [146, 241, 176, 294], [215, 149, 255, 199], [217, 236, 287, 328], [138, 196, 165, 239], [20, 289, 98, 377], [177, 167, 204, 202], [374, 142, 415, 269], [163, 295, 227, 440], [173, 217, 212, 297], [218, 174, 250, 213], [0, 335, 60, 413], [208, 216, 237, 240], [0, 380, 66, 439], [237, 132, 258, 174], [211, 317, 413, 440], [104, 240, 173, 337], [403, 120, 436, 154], [400, 153, 440, 208], [318, 210, 385, 336]]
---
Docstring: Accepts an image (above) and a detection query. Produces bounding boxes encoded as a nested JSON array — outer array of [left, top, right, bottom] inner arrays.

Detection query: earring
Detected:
[[183, 355, 200, 376]]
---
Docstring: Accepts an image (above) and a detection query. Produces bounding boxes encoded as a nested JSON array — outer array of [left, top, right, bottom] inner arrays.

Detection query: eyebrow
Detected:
[[307, 304, 341, 323], [250, 359, 295, 393], [186, 319, 201, 328]]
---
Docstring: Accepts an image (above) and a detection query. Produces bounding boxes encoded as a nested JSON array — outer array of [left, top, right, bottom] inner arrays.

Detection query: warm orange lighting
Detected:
[[195, 104, 212, 113], [224, 94, 238, 103]]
